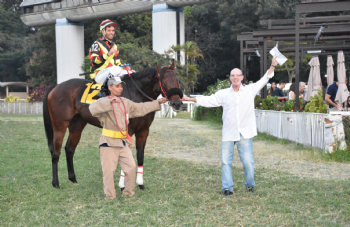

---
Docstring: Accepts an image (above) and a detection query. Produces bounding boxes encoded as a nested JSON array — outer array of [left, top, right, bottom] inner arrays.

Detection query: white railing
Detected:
[[155, 103, 176, 118], [255, 109, 350, 150], [0, 100, 195, 118], [0, 102, 43, 115]]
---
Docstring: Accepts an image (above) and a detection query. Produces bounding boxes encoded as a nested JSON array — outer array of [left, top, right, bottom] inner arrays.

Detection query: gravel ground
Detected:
[[144, 118, 350, 181]]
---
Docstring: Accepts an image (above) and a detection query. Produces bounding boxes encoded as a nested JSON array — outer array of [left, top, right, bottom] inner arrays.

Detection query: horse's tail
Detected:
[[43, 85, 57, 154]]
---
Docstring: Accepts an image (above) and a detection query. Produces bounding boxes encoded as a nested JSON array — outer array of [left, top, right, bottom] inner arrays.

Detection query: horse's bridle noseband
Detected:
[[158, 67, 183, 100]]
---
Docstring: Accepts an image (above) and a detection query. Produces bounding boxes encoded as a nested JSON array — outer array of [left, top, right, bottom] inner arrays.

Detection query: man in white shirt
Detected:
[[183, 56, 278, 196]]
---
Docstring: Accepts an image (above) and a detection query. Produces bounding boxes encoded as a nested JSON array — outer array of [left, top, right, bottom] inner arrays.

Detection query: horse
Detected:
[[43, 60, 183, 189]]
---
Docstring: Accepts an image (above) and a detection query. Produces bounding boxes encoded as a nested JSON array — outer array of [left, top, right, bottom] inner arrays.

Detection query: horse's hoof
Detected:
[[120, 187, 125, 192], [69, 178, 78, 184], [138, 185, 145, 190], [52, 182, 60, 188]]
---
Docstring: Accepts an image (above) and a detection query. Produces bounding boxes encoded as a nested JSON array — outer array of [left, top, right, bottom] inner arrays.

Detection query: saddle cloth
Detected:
[[78, 81, 102, 105]]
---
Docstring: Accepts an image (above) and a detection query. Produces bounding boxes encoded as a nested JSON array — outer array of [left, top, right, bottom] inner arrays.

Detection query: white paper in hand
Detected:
[[269, 47, 288, 66]]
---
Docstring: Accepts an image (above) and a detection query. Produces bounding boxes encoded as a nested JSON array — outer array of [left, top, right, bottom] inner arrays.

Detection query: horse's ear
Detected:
[[155, 63, 161, 74], [170, 59, 175, 70]]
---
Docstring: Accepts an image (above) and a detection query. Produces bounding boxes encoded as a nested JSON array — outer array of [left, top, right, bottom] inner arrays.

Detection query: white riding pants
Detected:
[[95, 66, 122, 84]]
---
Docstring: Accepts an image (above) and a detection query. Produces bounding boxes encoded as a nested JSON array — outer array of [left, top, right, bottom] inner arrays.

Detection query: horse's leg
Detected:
[[51, 122, 70, 188], [135, 128, 150, 190], [65, 115, 87, 184]]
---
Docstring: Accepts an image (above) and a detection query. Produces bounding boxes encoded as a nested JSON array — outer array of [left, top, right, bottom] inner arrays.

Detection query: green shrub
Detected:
[[262, 96, 279, 110], [342, 116, 350, 150], [193, 106, 208, 121], [280, 98, 305, 112], [305, 90, 328, 113], [193, 78, 230, 122], [254, 95, 262, 109], [205, 79, 231, 95]]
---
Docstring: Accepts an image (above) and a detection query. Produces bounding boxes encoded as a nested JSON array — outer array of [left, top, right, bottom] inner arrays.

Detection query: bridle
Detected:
[[157, 66, 181, 100], [125, 66, 183, 101]]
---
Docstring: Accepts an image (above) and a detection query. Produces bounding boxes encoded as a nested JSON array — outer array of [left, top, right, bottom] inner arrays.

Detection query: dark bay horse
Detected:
[[43, 61, 183, 189]]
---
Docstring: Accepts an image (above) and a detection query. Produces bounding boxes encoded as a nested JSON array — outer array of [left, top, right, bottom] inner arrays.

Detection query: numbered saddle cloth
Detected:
[[77, 81, 103, 105]]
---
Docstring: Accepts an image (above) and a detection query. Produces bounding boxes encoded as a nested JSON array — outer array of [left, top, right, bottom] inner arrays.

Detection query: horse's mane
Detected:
[[122, 67, 157, 83], [121, 67, 159, 101]]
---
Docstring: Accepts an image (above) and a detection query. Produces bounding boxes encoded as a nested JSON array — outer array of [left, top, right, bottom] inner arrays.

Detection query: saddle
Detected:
[[78, 81, 105, 105]]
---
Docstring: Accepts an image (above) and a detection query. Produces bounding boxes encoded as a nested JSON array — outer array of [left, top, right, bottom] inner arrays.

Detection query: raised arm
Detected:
[[250, 56, 278, 95]]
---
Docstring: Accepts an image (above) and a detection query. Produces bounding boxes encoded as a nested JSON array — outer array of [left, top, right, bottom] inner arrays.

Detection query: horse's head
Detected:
[[155, 60, 183, 111]]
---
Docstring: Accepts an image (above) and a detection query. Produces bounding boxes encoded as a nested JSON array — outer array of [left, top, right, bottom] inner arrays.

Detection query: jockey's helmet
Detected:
[[100, 19, 117, 32]]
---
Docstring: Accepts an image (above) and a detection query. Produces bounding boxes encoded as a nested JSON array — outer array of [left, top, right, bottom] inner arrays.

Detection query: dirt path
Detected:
[[143, 118, 350, 181]]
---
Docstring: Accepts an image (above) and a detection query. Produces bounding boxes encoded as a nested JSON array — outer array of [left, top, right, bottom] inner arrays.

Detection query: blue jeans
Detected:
[[221, 135, 255, 192]]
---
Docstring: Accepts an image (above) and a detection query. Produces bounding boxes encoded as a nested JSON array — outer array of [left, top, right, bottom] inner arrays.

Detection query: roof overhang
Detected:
[[21, 0, 60, 7], [0, 82, 29, 87], [20, 0, 214, 27]]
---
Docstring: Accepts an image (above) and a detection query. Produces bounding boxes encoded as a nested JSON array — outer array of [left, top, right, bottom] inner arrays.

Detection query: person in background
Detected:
[[325, 78, 348, 111], [272, 81, 288, 101], [288, 83, 296, 100], [268, 82, 277, 96], [289, 82, 305, 100], [299, 82, 306, 100]]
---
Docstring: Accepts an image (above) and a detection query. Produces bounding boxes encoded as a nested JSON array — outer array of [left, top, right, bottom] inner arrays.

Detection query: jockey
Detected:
[[89, 19, 127, 97]]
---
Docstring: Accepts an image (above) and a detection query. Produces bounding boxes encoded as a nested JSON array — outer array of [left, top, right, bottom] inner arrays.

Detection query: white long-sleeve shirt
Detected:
[[196, 71, 274, 141]]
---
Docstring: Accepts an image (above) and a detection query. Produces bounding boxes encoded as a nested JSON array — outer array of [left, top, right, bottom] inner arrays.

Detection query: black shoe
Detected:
[[246, 186, 254, 193], [97, 88, 109, 98], [97, 78, 110, 98], [223, 190, 233, 196]]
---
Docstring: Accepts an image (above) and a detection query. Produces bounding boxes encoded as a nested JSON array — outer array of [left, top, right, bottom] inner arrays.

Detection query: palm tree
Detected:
[[167, 41, 203, 94]]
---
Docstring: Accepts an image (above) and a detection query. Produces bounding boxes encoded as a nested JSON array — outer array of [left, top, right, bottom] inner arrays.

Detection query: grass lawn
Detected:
[[1, 114, 350, 226]]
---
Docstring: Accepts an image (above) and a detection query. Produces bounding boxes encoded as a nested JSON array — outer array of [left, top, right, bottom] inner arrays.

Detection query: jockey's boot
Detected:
[[97, 78, 110, 98]]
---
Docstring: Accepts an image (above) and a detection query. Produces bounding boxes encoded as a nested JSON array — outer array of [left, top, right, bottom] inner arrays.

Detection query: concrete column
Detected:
[[55, 18, 85, 84], [152, 3, 185, 65]]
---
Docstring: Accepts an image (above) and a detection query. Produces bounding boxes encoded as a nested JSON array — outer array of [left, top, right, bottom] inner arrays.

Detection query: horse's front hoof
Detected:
[[69, 177, 78, 184], [120, 187, 125, 192], [138, 185, 145, 190], [52, 182, 60, 188]]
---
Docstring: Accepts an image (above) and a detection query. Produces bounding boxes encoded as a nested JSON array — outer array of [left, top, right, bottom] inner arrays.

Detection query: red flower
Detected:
[[282, 100, 284, 102], [300, 107, 302, 110]]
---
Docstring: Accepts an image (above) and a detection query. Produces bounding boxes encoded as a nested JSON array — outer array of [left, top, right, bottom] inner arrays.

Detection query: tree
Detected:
[[185, 0, 300, 92], [25, 26, 57, 87], [0, 0, 22, 11], [83, 13, 153, 56], [273, 55, 313, 83], [0, 4, 30, 84], [167, 41, 203, 94]]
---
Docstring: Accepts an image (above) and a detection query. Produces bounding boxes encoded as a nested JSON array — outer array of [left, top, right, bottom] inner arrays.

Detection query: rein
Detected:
[[125, 69, 155, 101]]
